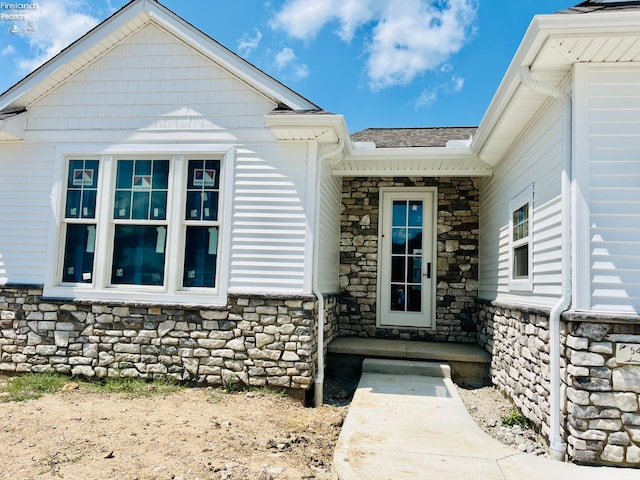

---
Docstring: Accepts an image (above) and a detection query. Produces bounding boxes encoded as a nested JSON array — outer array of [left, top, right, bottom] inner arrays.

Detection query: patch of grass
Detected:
[[0, 373, 183, 402], [0, 372, 69, 402], [93, 376, 183, 398], [501, 407, 529, 428]]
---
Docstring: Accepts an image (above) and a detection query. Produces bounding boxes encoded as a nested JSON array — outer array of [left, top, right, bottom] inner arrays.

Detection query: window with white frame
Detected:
[[54, 152, 226, 303], [509, 186, 533, 291]]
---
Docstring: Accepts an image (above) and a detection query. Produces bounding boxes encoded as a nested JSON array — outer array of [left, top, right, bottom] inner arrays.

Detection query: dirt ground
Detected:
[[0, 372, 547, 480], [0, 384, 345, 480]]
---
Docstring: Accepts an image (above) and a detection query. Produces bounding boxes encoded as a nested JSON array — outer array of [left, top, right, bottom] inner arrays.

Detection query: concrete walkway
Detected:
[[333, 359, 638, 480]]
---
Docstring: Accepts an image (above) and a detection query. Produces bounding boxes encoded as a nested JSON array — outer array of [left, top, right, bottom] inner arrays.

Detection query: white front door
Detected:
[[378, 188, 436, 328]]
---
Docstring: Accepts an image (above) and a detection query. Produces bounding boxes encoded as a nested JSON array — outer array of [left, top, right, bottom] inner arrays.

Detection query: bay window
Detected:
[[51, 148, 230, 304]]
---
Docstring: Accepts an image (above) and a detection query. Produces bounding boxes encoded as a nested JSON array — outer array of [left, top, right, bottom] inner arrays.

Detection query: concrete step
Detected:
[[362, 358, 451, 378]]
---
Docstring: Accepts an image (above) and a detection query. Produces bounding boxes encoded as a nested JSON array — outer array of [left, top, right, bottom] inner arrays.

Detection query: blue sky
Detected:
[[0, 0, 573, 133]]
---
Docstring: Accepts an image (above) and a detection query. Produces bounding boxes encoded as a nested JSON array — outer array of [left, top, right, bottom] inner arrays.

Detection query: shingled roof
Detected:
[[350, 127, 477, 148], [558, 1, 640, 14]]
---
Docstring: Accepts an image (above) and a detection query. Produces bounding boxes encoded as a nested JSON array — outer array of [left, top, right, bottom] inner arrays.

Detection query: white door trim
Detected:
[[376, 187, 437, 329]]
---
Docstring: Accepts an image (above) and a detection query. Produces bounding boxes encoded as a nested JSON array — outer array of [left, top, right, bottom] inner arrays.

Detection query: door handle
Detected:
[[423, 262, 431, 279]]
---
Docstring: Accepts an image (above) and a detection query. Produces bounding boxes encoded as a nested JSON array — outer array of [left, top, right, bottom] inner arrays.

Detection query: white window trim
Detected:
[[508, 185, 534, 292], [44, 144, 235, 306]]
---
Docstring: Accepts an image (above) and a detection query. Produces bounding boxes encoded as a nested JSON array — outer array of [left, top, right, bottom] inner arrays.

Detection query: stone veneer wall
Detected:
[[564, 317, 640, 466], [0, 285, 339, 393], [478, 301, 640, 467], [477, 301, 555, 438], [339, 177, 479, 342]]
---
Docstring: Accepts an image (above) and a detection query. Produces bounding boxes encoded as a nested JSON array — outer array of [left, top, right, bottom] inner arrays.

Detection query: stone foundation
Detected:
[[339, 177, 479, 342], [477, 301, 554, 437], [564, 316, 640, 466], [0, 285, 338, 393], [478, 300, 640, 467]]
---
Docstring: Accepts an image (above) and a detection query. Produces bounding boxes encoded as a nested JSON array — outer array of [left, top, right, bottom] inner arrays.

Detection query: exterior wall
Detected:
[[564, 317, 640, 466], [0, 142, 55, 284], [0, 24, 316, 296], [574, 63, 640, 314], [478, 301, 640, 467], [316, 154, 342, 293], [339, 176, 479, 342], [26, 24, 274, 131], [478, 96, 564, 308], [0, 285, 333, 392], [477, 301, 555, 438]]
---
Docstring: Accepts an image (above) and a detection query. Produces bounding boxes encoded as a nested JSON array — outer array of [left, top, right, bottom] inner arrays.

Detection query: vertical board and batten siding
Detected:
[[25, 24, 275, 131], [479, 97, 564, 307], [228, 143, 310, 294], [1, 22, 316, 294], [316, 156, 342, 293], [0, 143, 55, 284], [584, 64, 640, 313]]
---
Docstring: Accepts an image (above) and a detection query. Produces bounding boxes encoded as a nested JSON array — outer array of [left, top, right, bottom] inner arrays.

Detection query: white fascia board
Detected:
[[0, 2, 147, 111], [146, 7, 319, 111]]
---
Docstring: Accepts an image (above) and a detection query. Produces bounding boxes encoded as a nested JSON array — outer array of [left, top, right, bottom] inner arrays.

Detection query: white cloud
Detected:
[[13, 0, 100, 73], [237, 29, 263, 57], [1, 45, 16, 56], [415, 74, 465, 109], [274, 47, 310, 80], [272, 0, 477, 89]]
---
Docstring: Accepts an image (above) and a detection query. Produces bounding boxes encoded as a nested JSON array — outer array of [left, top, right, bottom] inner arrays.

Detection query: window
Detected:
[[49, 147, 231, 305], [509, 186, 533, 291]]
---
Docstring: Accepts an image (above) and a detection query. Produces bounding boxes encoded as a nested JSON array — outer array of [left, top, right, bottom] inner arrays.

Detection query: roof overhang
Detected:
[[264, 113, 349, 143], [0, 109, 26, 141], [332, 146, 492, 177], [0, 0, 318, 114], [472, 9, 640, 166]]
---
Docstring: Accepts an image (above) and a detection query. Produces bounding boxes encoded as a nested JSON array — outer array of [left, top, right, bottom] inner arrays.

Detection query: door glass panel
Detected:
[[111, 225, 166, 286], [390, 285, 406, 311], [388, 199, 424, 313], [392, 201, 407, 227], [408, 201, 423, 226], [391, 257, 405, 283], [407, 286, 422, 312]]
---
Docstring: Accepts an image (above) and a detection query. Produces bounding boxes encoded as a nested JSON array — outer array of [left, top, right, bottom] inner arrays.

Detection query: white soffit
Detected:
[[333, 147, 492, 177], [473, 9, 640, 166]]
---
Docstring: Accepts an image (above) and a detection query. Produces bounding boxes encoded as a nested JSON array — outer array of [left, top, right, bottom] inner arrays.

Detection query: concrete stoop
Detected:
[[361, 358, 451, 378]]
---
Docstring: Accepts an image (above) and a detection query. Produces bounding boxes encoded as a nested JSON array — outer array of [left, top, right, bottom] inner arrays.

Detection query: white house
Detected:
[[0, 0, 639, 467]]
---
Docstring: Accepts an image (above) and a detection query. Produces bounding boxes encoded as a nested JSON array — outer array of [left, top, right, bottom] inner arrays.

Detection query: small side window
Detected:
[[509, 186, 533, 291]]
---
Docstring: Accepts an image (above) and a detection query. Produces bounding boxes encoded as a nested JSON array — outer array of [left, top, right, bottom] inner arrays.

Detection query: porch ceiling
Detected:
[[332, 147, 493, 177]]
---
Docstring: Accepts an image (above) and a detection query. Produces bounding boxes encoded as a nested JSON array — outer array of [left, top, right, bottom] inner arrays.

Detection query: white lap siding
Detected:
[[576, 63, 640, 314], [0, 143, 55, 284], [479, 98, 564, 307]]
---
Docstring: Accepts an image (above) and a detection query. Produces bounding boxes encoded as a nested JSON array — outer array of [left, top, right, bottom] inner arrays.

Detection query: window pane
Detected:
[[408, 256, 422, 283], [65, 160, 99, 219], [111, 225, 166, 286], [513, 203, 529, 241], [62, 224, 95, 283], [513, 244, 529, 278], [114, 160, 169, 220], [183, 226, 217, 288], [185, 159, 220, 221]]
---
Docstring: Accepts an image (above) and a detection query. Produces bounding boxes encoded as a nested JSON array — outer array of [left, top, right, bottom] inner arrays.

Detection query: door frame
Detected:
[[376, 187, 437, 329]]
